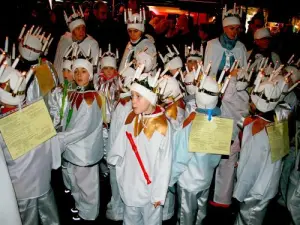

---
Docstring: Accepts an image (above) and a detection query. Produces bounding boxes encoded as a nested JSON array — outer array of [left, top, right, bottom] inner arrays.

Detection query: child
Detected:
[[184, 43, 203, 74], [0, 58, 61, 225], [233, 79, 285, 225], [107, 72, 173, 225], [159, 45, 183, 78], [57, 46, 104, 221], [157, 74, 185, 221], [170, 75, 229, 225], [211, 66, 250, 210]]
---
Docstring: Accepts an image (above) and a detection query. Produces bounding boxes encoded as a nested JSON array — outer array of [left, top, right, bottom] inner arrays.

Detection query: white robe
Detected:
[[119, 38, 157, 73], [108, 110, 172, 207], [54, 33, 99, 83], [204, 38, 247, 77], [0, 146, 22, 225]]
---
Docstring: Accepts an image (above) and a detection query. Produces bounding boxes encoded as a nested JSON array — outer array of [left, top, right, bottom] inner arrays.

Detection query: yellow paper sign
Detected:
[[0, 99, 56, 160], [189, 114, 233, 155], [267, 120, 289, 163], [34, 63, 55, 96]]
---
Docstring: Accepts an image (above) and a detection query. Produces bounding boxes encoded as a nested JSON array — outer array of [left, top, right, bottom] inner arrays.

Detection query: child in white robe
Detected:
[[0, 60, 61, 225], [170, 75, 229, 225], [57, 47, 105, 221], [107, 72, 173, 225], [233, 80, 285, 225]]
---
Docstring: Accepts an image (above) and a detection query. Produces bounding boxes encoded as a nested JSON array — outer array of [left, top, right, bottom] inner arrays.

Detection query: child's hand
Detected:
[[153, 201, 161, 208]]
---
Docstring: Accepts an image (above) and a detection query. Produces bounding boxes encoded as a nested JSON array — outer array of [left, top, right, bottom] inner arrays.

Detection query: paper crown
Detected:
[[222, 3, 242, 27], [124, 8, 146, 32], [185, 43, 203, 62], [17, 25, 53, 61], [69, 43, 95, 81], [157, 75, 183, 104], [64, 6, 86, 32], [100, 44, 119, 69], [159, 45, 183, 70], [0, 53, 34, 105]]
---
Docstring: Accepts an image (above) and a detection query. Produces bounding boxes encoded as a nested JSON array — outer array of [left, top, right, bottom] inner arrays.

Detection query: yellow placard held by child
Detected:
[[0, 99, 57, 160], [267, 120, 289, 163], [189, 114, 233, 155]]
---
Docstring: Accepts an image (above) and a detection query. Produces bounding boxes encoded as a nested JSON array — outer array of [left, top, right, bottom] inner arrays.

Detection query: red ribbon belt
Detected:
[[126, 132, 152, 185]]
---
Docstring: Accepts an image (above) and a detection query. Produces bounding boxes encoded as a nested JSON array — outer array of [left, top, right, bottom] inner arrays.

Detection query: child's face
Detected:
[[170, 68, 179, 76], [187, 60, 198, 72], [102, 67, 116, 79], [63, 69, 73, 82], [74, 67, 90, 87], [131, 91, 153, 114]]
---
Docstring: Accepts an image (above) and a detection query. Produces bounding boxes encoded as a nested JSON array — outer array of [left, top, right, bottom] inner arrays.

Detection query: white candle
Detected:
[[139, 9, 142, 23], [205, 61, 212, 74], [158, 52, 164, 63], [124, 8, 127, 23], [191, 42, 194, 53], [287, 54, 294, 64], [116, 49, 119, 59], [72, 6, 76, 14], [263, 57, 269, 68], [221, 76, 230, 93], [13, 77, 24, 94], [12, 55, 20, 68], [167, 46, 173, 55], [200, 44, 203, 56], [246, 59, 252, 71], [79, 6, 84, 17], [217, 68, 226, 84], [18, 24, 26, 40], [230, 60, 237, 72], [172, 44, 180, 55], [259, 57, 265, 70], [288, 81, 299, 92], [12, 43, 16, 60], [248, 68, 254, 81], [42, 40, 49, 52], [29, 25, 34, 34], [235, 59, 240, 69], [25, 67, 34, 84], [48, 37, 54, 47], [36, 27, 42, 36], [143, 8, 146, 22], [0, 63, 7, 76], [254, 72, 263, 92], [233, 3, 236, 14], [33, 26, 39, 35], [108, 43, 111, 53], [40, 32, 45, 41], [4, 37, 8, 52]]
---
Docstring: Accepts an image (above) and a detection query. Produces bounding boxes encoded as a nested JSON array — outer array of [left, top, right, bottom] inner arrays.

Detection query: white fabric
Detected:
[[127, 23, 145, 32], [131, 82, 158, 105], [69, 19, 85, 32], [170, 114, 221, 192], [54, 33, 99, 83], [223, 16, 241, 27], [165, 56, 183, 70], [18, 35, 42, 61], [59, 92, 104, 166], [233, 121, 282, 202], [0, 145, 22, 225], [136, 51, 155, 73], [204, 38, 247, 77], [62, 60, 72, 71], [158, 76, 182, 104], [107, 111, 172, 207], [72, 58, 93, 81], [195, 76, 219, 110], [101, 56, 117, 69], [119, 38, 156, 74], [254, 28, 271, 40]]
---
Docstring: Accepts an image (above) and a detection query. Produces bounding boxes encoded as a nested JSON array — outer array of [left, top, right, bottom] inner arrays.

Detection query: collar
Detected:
[[130, 35, 146, 47], [244, 112, 274, 135], [1, 106, 17, 114]]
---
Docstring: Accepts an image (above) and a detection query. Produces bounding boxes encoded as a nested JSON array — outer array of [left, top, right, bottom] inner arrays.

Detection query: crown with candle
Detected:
[[0, 37, 18, 66], [124, 8, 146, 32], [157, 75, 183, 104], [71, 43, 94, 81], [99, 44, 119, 69], [284, 65, 300, 84], [222, 3, 242, 27], [159, 45, 183, 72], [64, 6, 85, 32], [185, 43, 203, 62], [195, 62, 230, 109], [130, 64, 165, 105], [0, 54, 34, 105], [18, 25, 53, 61]]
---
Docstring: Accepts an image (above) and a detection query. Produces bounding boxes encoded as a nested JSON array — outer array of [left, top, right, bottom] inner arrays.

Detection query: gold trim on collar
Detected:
[[165, 98, 185, 120]]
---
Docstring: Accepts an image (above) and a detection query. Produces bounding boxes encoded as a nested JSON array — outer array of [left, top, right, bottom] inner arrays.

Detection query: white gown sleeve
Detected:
[[151, 124, 173, 205]]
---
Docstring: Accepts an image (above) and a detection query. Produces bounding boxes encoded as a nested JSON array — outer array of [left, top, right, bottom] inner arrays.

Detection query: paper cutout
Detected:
[[267, 120, 289, 163], [189, 114, 233, 155], [0, 99, 56, 160], [34, 63, 55, 96]]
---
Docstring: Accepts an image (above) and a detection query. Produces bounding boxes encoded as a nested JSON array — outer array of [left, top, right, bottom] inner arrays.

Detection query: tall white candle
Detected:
[[288, 81, 299, 92], [12, 55, 20, 68], [221, 76, 230, 93], [217, 68, 226, 84], [287, 54, 294, 64], [248, 68, 254, 81], [18, 24, 26, 40], [4, 37, 8, 52], [12, 44, 16, 60]]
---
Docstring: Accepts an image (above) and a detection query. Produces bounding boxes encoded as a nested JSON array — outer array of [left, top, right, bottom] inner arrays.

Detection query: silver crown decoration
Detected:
[[18, 24, 53, 56], [222, 3, 243, 20], [64, 6, 84, 26], [99, 44, 119, 60], [185, 43, 204, 60], [124, 8, 146, 24], [159, 45, 180, 64]]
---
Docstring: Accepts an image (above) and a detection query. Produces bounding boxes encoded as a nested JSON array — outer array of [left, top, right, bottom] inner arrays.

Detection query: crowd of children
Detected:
[[0, 3, 300, 225]]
